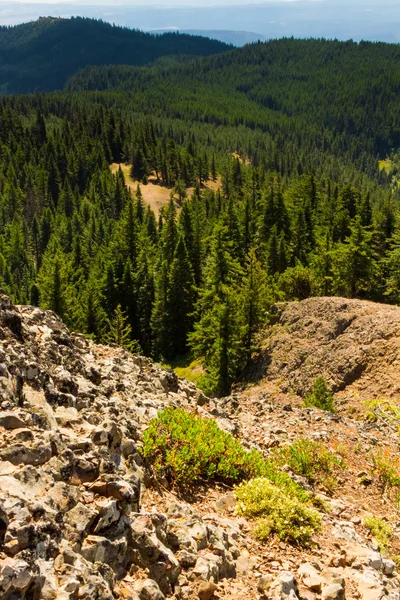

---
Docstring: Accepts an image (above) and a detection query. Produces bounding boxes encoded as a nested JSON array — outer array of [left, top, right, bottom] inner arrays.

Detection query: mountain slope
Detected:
[[0, 16, 231, 94], [68, 38, 400, 161]]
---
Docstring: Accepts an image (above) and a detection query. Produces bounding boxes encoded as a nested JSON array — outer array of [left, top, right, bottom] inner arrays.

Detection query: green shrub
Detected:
[[271, 439, 346, 493], [235, 478, 321, 545], [142, 407, 310, 501], [142, 406, 265, 487], [278, 265, 314, 300], [304, 377, 335, 412], [364, 516, 392, 553]]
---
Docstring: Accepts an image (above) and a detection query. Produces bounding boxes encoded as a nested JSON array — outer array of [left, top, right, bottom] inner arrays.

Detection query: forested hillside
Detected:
[[0, 17, 230, 94], [1, 36, 400, 396]]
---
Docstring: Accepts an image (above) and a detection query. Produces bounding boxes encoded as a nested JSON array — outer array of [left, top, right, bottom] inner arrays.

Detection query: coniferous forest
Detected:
[[2, 20, 400, 395]]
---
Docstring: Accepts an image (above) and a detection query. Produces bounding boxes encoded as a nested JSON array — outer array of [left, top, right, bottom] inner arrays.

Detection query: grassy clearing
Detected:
[[110, 163, 172, 216], [110, 163, 222, 216], [162, 354, 205, 386]]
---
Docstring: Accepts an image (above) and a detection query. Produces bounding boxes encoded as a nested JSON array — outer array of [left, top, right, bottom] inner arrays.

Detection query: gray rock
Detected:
[[270, 571, 299, 599], [1, 442, 52, 466], [321, 583, 345, 600], [0, 557, 33, 594], [137, 579, 165, 600], [0, 412, 26, 430], [80, 534, 127, 567], [382, 558, 396, 576]]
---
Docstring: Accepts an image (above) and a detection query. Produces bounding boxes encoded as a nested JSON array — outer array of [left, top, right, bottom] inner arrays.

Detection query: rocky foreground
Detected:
[[1, 293, 400, 599]]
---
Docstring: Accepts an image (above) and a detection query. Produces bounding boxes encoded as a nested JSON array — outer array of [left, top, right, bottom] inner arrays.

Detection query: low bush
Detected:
[[143, 408, 321, 546], [235, 478, 321, 545], [142, 406, 265, 487], [304, 377, 335, 412], [271, 439, 346, 493], [364, 516, 392, 553]]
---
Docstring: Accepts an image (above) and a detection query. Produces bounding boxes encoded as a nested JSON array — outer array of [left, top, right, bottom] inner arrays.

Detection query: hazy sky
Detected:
[[1, 0, 399, 43], [2, 0, 360, 5]]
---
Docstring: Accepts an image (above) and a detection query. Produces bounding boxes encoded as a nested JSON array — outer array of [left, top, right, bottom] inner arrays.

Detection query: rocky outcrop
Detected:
[[248, 297, 400, 407], [0, 295, 243, 599]]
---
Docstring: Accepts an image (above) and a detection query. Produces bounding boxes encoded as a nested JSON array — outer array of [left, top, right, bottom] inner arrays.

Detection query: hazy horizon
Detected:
[[1, 0, 400, 44]]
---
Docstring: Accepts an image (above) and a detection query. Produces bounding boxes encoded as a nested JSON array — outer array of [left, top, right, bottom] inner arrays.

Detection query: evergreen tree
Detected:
[[106, 304, 141, 352], [166, 236, 195, 357]]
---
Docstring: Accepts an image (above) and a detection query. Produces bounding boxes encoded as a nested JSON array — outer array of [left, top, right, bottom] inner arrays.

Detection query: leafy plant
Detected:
[[364, 516, 392, 553], [304, 377, 335, 412], [271, 439, 346, 493], [235, 477, 321, 545], [142, 407, 265, 487]]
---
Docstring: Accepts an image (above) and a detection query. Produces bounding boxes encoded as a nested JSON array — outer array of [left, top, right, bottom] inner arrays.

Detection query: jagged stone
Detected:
[[0, 557, 33, 595], [0, 412, 26, 430], [270, 571, 299, 599], [80, 534, 128, 566], [136, 578, 165, 600]]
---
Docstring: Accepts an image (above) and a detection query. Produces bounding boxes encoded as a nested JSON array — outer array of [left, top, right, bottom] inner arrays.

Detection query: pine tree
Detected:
[[106, 304, 141, 352], [135, 237, 155, 355], [166, 236, 195, 357], [331, 217, 374, 297], [160, 196, 178, 264], [189, 224, 245, 396], [151, 259, 170, 359], [241, 248, 268, 358]]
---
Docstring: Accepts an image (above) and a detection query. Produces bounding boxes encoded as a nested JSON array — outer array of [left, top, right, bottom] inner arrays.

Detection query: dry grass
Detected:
[[110, 163, 221, 216]]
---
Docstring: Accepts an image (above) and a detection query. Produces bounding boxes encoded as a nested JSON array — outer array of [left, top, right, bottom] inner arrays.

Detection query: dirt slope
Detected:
[[245, 297, 400, 413]]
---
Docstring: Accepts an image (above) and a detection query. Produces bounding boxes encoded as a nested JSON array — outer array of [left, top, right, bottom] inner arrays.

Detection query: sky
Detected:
[[2, 0, 331, 4]]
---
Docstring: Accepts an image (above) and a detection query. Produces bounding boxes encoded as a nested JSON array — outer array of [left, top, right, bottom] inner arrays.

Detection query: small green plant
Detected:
[[365, 400, 400, 430], [271, 439, 346, 493], [235, 478, 321, 545], [372, 449, 400, 491], [364, 516, 392, 553], [304, 377, 335, 412]]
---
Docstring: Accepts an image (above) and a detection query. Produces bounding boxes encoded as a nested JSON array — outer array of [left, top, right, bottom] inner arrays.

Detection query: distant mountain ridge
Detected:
[[0, 16, 231, 94], [148, 29, 267, 47]]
